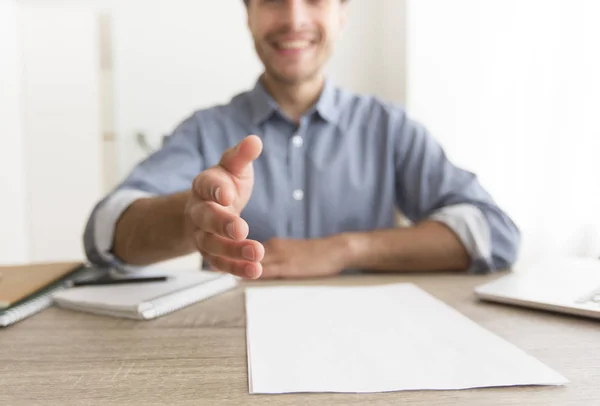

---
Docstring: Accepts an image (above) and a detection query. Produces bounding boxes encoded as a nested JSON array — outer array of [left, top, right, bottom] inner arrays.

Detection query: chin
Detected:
[[268, 67, 321, 85]]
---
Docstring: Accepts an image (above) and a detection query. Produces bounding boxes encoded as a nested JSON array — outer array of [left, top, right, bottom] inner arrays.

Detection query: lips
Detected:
[[275, 40, 312, 50]]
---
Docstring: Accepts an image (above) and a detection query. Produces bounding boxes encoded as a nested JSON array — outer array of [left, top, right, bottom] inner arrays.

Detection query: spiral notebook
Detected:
[[52, 270, 238, 320], [0, 285, 61, 327]]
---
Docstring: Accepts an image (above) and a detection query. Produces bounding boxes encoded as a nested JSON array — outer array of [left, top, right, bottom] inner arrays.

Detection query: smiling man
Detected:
[[84, 0, 520, 279]]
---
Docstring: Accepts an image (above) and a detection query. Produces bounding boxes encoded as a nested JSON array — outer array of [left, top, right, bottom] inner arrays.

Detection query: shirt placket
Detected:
[[288, 120, 307, 238]]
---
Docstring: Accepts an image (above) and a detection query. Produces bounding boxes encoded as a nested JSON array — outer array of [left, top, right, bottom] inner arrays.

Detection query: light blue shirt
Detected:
[[84, 78, 520, 273]]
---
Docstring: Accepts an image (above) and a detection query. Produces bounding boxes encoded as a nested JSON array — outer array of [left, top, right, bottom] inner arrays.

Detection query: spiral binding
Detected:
[[140, 276, 237, 319], [0, 285, 64, 327]]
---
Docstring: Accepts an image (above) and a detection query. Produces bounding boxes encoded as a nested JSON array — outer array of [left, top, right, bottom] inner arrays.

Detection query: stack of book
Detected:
[[0, 262, 84, 327]]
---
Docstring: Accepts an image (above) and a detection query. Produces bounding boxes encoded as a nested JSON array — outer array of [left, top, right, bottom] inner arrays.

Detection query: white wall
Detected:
[[0, 0, 28, 264], [378, 0, 407, 105], [406, 0, 600, 266], [325, 0, 387, 97], [112, 0, 263, 179], [20, 5, 102, 261], [0, 2, 105, 265], [19, 5, 103, 262]]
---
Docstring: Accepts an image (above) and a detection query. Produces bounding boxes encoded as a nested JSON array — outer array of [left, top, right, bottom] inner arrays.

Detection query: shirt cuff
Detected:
[[428, 204, 493, 274], [93, 189, 155, 272]]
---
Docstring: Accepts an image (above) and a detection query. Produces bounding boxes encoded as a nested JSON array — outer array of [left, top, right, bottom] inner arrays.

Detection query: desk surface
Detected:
[[1, 273, 599, 405]]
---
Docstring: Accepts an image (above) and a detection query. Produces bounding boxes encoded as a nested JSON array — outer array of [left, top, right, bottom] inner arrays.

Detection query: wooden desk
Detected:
[[1, 273, 599, 405]]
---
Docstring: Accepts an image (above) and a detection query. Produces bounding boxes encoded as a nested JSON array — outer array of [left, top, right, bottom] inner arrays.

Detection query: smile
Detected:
[[275, 40, 312, 50], [272, 39, 316, 53]]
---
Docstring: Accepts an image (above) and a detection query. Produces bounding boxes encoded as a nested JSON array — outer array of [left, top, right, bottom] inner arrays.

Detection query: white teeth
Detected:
[[278, 40, 310, 50]]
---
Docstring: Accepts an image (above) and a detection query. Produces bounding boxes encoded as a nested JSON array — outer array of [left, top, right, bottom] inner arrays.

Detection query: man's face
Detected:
[[247, 0, 348, 85]]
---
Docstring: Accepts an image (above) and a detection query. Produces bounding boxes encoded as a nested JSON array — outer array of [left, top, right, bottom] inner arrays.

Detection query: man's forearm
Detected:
[[340, 221, 470, 272], [113, 191, 196, 265]]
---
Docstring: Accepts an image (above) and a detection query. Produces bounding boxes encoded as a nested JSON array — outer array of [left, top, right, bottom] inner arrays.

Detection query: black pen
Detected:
[[70, 276, 168, 287]]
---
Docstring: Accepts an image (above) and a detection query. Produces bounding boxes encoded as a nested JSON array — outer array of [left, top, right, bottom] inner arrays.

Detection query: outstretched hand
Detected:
[[185, 135, 265, 279]]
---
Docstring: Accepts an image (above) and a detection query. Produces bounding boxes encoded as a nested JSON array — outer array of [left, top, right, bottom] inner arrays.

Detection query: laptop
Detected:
[[475, 257, 600, 320]]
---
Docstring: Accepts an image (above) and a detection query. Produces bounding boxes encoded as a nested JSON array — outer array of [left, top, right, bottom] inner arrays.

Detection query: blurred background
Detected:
[[1, 0, 599, 271]]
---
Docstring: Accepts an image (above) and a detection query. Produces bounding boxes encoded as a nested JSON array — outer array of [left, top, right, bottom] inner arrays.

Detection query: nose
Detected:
[[282, 0, 310, 30]]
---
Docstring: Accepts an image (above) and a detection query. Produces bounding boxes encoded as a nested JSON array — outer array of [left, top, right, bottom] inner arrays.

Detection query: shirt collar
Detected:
[[248, 76, 340, 125], [313, 77, 339, 123], [248, 78, 279, 125]]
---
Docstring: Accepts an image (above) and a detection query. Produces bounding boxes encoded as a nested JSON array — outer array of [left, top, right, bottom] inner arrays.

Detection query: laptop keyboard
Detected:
[[575, 287, 600, 306]]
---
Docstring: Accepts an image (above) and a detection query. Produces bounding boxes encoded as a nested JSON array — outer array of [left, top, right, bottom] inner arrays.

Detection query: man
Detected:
[[84, 0, 520, 280]]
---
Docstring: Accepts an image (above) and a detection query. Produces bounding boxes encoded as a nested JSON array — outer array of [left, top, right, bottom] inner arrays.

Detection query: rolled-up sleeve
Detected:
[[393, 111, 520, 273], [83, 113, 204, 268]]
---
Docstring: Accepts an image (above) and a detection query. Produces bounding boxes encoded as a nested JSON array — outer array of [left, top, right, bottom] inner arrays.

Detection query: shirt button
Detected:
[[292, 135, 303, 147], [292, 189, 304, 201]]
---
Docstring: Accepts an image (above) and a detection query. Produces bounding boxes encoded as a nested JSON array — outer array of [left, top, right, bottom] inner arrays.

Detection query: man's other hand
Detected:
[[260, 237, 348, 279], [186, 135, 265, 279]]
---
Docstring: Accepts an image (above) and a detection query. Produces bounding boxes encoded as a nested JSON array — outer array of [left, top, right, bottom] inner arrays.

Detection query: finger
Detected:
[[203, 253, 262, 279], [188, 201, 249, 240], [219, 135, 263, 178], [192, 168, 236, 206], [195, 230, 265, 262]]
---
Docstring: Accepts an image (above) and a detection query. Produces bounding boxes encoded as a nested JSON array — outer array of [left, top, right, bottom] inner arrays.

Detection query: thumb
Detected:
[[219, 135, 263, 178]]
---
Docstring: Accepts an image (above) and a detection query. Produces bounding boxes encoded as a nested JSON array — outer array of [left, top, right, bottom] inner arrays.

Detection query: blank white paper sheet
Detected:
[[245, 283, 568, 394]]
